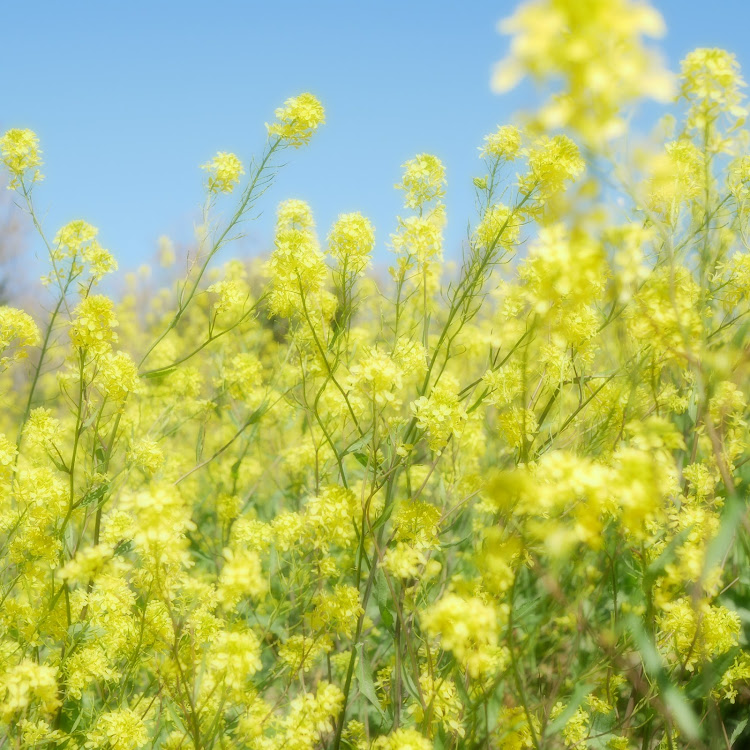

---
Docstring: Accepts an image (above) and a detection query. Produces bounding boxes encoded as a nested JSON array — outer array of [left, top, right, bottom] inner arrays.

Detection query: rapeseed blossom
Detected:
[[0, 306, 39, 368], [480, 124, 522, 160], [267, 198, 327, 317], [328, 212, 375, 276], [266, 92, 326, 147], [0, 128, 43, 188], [0, 2, 749, 748], [493, 0, 675, 142], [202, 151, 245, 193], [396, 154, 446, 210]]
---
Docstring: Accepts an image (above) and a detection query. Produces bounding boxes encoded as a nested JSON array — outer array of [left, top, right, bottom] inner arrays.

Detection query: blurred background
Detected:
[[2, 0, 749, 298]]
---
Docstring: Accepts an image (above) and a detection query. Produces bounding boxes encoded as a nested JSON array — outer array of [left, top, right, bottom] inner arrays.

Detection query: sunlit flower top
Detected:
[[202, 151, 245, 194], [396, 153, 446, 209], [493, 0, 675, 143], [0, 128, 43, 189], [266, 93, 325, 147]]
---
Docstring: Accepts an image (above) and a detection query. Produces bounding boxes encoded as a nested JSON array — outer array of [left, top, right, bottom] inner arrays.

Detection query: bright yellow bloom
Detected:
[[681, 48, 747, 149], [267, 198, 327, 317], [391, 209, 445, 266], [421, 593, 498, 678], [480, 124, 522, 160], [0, 661, 59, 722], [54, 220, 117, 280], [396, 153, 446, 209], [202, 151, 245, 193], [0, 306, 39, 369], [69, 294, 119, 353], [493, 0, 674, 143], [659, 598, 740, 671], [0, 128, 43, 188], [328, 212, 375, 276], [520, 134, 585, 203], [217, 547, 267, 608], [1, 3, 749, 746], [372, 728, 432, 750], [266, 92, 325, 147], [412, 380, 467, 452], [85, 707, 147, 750]]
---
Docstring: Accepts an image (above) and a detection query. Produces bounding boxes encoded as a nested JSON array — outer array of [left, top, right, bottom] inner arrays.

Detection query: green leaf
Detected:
[[79, 482, 109, 508], [246, 404, 267, 425], [453, 662, 471, 707], [343, 434, 371, 457], [114, 539, 133, 556], [400, 664, 421, 703], [141, 365, 177, 379], [372, 500, 396, 533], [687, 391, 698, 424], [433, 732, 448, 750], [356, 643, 386, 720], [628, 615, 662, 674], [374, 569, 394, 631], [662, 686, 700, 740], [196, 422, 206, 462], [704, 495, 745, 578], [731, 718, 748, 745], [81, 410, 100, 430], [48, 453, 69, 473]]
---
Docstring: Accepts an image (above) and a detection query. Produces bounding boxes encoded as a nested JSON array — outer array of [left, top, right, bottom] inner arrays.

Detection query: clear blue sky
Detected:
[[3, 0, 749, 276]]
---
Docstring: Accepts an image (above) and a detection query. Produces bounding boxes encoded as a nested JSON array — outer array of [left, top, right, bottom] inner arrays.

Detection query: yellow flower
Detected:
[[372, 728, 432, 750], [480, 124, 522, 160], [328, 212, 375, 276], [396, 153, 446, 209], [217, 547, 267, 609], [311, 584, 363, 639], [520, 134, 585, 203], [493, 0, 674, 143], [266, 92, 325, 147], [681, 48, 747, 149], [127, 438, 165, 475], [421, 593, 498, 678], [0, 128, 43, 189], [0, 661, 59, 722], [412, 380, 467, 452], [658, 598, 740, 671], [97, 350, 140, 400], [267, 198, 327, 317], [0, 306, 39, 369], [391, 209, 445, 266], [474, 202, 520, 253], [53, 220, 117, 280], [202, 151, 245, 193], [85, 707, 147, 750], [69, 294, 119, 353]]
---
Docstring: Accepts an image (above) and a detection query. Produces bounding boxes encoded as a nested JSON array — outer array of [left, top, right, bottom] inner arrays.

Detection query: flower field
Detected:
[[1, 1, 750, 748]]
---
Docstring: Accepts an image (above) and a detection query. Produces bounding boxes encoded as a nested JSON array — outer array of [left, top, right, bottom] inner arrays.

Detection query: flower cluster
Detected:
[[0, 128, 43, 189], [0, 4, 749, 749], [266, 92, 326, 147], [202, 151, 245, 194]]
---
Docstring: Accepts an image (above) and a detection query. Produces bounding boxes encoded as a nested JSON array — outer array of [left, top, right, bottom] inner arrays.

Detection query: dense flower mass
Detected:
[[202, 151, 245, 194], [396, 154, 447, 209], [492, 0, 675, 142], [1, 4, 750, 749], [266, 92, 326, 147], [328, 212, 376, 277], [0, 128, 43, 189]]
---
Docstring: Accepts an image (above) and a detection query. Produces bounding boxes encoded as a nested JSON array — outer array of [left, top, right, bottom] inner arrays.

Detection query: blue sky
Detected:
[[3, 0, 750, 277]]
